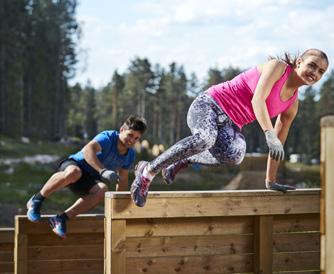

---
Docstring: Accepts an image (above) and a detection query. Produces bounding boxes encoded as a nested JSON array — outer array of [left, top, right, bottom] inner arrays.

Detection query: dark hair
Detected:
[[300, 48, 328, 65], [123, 115, 147, 134], [270, 48, 328, 68]]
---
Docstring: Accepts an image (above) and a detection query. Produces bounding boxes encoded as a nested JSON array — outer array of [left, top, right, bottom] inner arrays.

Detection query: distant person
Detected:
[[26, 115, 147, 238], [130, 48, 329, 207]]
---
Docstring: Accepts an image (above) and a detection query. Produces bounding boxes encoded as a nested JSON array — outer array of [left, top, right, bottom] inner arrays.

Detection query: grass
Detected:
[[0, 136, 81, 223], [0, 135, 78, 158]]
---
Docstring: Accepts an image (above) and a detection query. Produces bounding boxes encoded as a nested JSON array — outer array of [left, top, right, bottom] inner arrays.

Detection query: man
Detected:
[[26, 115, 147, 238]]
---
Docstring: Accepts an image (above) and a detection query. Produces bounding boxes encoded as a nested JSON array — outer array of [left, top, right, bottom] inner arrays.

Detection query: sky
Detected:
[[72, 0, 334, 89]]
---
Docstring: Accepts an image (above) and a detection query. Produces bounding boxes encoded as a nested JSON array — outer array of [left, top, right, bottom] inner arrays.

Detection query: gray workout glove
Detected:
[[266, 180, 296, 193], [99, 169, 119, 183], [265, 130, 285, 161]]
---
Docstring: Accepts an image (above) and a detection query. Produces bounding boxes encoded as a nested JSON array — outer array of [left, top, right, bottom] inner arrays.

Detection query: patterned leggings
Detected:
[[149, 93, 247, 174]]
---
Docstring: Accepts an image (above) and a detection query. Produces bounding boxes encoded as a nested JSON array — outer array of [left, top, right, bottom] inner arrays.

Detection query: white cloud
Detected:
[[72, 0, 334, 88]]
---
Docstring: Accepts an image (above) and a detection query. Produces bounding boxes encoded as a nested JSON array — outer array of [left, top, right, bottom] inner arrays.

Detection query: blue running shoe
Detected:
[[162, 159, 189, 185], [268, 183, 296, 193], [48, 215, 67, 239], [130, 161, 152, 207], [26, 195, 42, 222]]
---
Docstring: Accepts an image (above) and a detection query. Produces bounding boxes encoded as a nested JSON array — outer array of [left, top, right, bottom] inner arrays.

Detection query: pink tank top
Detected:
[[207, 64, 298, 128]]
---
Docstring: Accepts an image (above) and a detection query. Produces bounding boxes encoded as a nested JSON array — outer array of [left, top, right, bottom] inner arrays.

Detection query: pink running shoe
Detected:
[[130, 161, 152, 207], [161, 159, 189, 185]]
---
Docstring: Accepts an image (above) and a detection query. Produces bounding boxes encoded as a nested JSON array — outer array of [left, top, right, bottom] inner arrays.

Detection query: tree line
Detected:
[[69, 60, 334, 161], [0, 0, 78, 139], [1, 0, 334, 161]]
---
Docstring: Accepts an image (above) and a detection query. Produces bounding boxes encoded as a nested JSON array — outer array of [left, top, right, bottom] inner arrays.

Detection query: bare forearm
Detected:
[[82, 147, 104, 173], [251, 100, 273, 132], [266, 156, 280, 182], [266, 116, 293, 181]]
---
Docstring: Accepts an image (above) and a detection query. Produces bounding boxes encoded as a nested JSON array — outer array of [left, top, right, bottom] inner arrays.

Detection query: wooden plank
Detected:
[[126, 254, 253, 274], [27, 232, 104, 246], [273, 233, 320, 252], [105, 197, 112, 274], [0, 262, 14, 273], [320, 122, 326, 273], [321, 126, 334, 274], [0, 228, 14, 243], [273, 251, 320, 272], [14, 215, 104, 234], [110, 192, 320, 219], [274, 270, 319, 274], [0, 230, 14, 274], [254, 216, 273, 274], [27, 259, 103, 273], [14, 220, 27, 274], [273, 214, 320, 233], [126, 216, 254, 238], [0, 242, 14, 250], [125, 234, 253, 258], [320, 115, 334, 127], [0, 241, 14, 268], [111, 220, 126, 274], [106, 189, 320, 199], [0, 251, 13, 262], [14, 215, 104, 274], [28, 245, 103, 260]]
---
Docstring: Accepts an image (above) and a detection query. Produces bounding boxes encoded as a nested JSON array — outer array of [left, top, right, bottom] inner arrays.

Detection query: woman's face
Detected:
[[296, 55, 328, 85]]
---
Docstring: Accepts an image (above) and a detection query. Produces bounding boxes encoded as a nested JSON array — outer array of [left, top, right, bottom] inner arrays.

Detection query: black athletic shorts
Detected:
[[58, 159, 98, 196]]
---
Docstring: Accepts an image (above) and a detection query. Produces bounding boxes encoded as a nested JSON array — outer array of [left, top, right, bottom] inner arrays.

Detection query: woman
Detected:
[[131, 48, 329, 207]]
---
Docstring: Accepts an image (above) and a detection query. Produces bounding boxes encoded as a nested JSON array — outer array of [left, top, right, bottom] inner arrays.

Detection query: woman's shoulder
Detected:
[[257, 59, 287, 76]]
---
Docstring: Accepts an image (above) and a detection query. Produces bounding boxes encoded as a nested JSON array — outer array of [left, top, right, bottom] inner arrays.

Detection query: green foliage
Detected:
[[0, 0, 80, 139], [0, 135, 79, 158]]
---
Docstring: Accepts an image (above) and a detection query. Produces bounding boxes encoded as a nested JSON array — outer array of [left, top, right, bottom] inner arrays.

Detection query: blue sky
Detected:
[[72, 0, 334, 88]]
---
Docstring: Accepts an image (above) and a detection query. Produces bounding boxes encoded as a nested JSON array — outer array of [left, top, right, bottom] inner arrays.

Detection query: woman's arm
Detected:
[[266, 99, 299, 190], [251, 59, 286, 131], [252, 60, 288, 161]]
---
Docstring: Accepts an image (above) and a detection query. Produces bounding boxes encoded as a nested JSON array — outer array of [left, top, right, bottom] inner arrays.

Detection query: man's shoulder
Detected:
[[96, 130, 118, 139], [99, 129, 118, 135]]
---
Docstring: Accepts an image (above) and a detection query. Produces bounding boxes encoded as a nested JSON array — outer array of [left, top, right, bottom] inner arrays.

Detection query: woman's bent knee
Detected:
[[195, 131, 217, 149], [225, 134, 246, 165]]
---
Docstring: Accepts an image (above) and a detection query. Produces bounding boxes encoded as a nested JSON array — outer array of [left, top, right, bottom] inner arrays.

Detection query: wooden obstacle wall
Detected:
[[0, 228, 14, 274], [320, 115, 334, 274], [105, 189, 320, 274], [14, 214, 104, 274]]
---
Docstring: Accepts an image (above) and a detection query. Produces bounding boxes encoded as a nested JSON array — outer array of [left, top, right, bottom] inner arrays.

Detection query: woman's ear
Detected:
[[296, 57, 302, 68]]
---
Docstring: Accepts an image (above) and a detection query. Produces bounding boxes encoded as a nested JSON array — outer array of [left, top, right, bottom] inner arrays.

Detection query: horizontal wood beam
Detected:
[[106, 189, 320, 219]]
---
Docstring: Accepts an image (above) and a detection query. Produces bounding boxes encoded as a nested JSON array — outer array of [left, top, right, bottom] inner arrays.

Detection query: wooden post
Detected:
[[320, 115, 334, 274], [105, 196, 126, 274], [254, 216, 273, 274], [14, 217, 27, 274], [0, 228, 14, 274]]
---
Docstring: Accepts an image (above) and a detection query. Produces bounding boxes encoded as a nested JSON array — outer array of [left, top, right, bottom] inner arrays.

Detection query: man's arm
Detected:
[[81, 140, 104, 173], [116, 168, 129, 191]]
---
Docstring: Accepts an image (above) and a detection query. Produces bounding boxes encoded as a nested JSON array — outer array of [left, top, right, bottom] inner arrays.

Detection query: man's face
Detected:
[[119, 128, 142, 148]]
